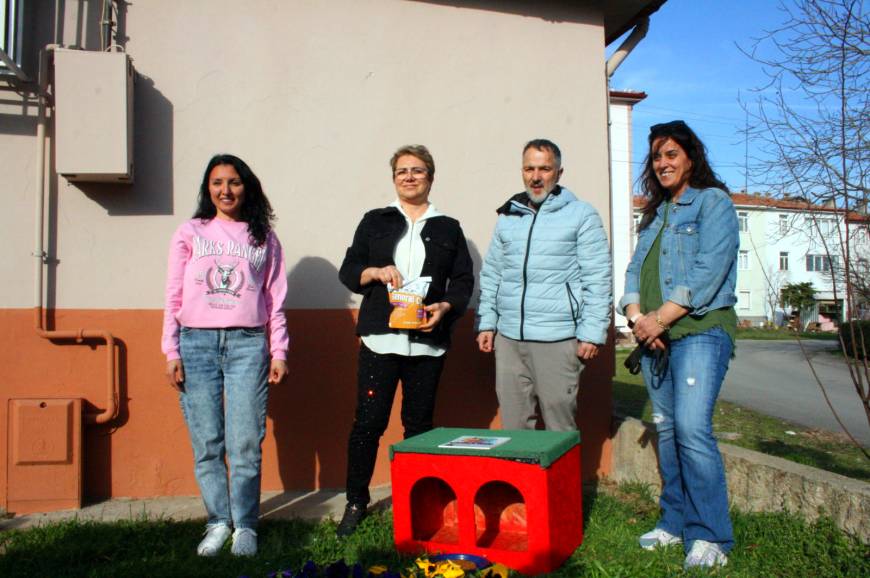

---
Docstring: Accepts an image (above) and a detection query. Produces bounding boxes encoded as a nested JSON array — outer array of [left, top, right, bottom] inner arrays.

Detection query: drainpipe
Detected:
[[604, 18, 650, 329], [33, 45, 118, 426], [606, 17, 649, 78]]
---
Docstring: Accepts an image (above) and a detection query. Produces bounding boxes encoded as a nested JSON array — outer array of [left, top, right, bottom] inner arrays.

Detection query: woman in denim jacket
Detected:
[[618, 121, 739, 570]]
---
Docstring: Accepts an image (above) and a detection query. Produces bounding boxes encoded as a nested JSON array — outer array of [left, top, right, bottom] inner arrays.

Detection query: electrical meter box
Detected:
[[54, 49, 134, 183], [7, 398, 83, 514]]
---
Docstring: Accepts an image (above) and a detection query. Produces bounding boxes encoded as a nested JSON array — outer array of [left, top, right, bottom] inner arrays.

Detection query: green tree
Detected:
[[780, 282, 816, 313]]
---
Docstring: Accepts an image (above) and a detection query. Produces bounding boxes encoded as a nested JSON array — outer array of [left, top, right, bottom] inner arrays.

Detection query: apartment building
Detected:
[[629, 192, 869, 330]]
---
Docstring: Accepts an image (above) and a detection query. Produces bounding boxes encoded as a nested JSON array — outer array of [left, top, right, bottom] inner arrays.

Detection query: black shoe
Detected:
[[336, 503, 367, 537]]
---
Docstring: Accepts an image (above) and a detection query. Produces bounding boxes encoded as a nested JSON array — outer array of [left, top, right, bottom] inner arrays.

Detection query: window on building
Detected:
[[779, 251, 789, 271], [779, 214, 789, 235], [738, 250, 750, 270], [738, 211, 749, 232], [806, 254, 838, 272], [807, 216, 837, 237], [738, 291, 751, 310]]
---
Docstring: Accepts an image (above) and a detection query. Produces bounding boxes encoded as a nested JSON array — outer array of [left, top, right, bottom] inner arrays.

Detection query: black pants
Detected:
[[345, 343, 446, 505]]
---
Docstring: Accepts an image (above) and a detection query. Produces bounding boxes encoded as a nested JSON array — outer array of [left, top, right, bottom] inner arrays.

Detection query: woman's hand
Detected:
[[361, 265, 403, 289], [633, 313, 669, 350], [633, 302, 689, 350], [166, 359, 184, 392], [418, 302, 451, 332], [269, 359, 288, 385]]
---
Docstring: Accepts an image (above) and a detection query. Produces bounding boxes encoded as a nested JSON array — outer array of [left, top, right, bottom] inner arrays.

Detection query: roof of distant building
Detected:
[[631, 192, 869, 223], [610, 90, 648, 102]]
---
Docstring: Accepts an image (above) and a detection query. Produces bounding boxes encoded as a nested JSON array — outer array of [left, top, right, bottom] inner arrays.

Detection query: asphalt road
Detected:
[[722, 339, 870, 447]]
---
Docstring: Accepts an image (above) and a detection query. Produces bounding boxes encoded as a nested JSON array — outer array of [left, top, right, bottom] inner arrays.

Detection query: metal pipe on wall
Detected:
[[33, 45, 118, 426], [100, 0, 114, 51], [605, 17, 649, 78]]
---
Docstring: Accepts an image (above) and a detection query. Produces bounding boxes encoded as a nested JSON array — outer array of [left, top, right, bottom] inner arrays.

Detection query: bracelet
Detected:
[[655, 312, 670, 331], [628, 313, 642, 328]]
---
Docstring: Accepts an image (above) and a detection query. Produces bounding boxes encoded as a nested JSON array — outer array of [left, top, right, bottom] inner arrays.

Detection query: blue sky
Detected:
[[608, 0, 789, 193]]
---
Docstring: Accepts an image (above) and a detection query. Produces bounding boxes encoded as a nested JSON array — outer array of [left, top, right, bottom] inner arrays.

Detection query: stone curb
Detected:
[[0, 486, 393, 532], [609, 415, 870, 543]]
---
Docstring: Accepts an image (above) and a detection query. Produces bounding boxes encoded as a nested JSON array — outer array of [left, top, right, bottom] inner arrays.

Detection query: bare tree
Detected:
[[741, 0, 869, 448]]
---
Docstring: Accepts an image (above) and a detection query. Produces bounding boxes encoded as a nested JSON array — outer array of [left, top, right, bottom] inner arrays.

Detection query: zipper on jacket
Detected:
[[566, 283, 579, 330], [519, 209, 539, 340]]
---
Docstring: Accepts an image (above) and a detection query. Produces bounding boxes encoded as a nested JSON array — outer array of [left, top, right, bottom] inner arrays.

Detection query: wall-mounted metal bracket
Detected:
[[0, 47, 30, 82]]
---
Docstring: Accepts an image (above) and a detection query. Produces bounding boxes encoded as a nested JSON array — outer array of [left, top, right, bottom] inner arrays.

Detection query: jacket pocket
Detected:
[[566, 283, 581, 330], [674, 221, 700, 264], [368, 230, 396, 264], [424, 235, 457, 269]]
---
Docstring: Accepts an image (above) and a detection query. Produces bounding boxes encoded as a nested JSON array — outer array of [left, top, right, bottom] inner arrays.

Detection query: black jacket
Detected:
[[339, 207, 474, 347]]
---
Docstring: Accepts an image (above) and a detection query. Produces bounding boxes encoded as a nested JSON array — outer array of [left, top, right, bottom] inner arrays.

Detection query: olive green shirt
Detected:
[[639, 202, 737, 344]]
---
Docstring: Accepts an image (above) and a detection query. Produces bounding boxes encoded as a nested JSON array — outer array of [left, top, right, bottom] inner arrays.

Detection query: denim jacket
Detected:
[[619, 187, 738, 317]]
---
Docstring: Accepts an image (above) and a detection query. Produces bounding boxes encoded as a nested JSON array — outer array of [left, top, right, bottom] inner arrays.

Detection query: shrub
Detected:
[[839, 320, 870, 359]]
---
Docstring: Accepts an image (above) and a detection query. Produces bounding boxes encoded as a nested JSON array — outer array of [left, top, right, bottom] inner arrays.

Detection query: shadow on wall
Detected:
[[410, 0, 598, 24], [74, 73, 174, 216], [577, 326, 616, 478], [433, 238, 500, 429], [82, 335, 131, 502], [262, 256, 358, 516], [0, 91, 39, 136]]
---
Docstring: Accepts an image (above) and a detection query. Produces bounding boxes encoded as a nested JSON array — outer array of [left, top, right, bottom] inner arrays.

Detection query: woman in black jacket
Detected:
[[336, 145, 474, 536]]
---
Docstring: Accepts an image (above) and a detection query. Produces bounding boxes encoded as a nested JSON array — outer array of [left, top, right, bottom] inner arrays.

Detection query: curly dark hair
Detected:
[[638, 120, 728, 231], [193, 154, 275, 246]]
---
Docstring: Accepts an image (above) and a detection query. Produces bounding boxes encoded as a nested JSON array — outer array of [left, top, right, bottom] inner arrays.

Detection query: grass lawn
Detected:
[[613, 350, 870, 482], [1, 483, 867, 577], [735, 327, 840, 340]]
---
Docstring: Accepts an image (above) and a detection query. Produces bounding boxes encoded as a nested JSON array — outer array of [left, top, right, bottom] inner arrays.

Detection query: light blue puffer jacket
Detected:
[[476, 187, 612, 344]]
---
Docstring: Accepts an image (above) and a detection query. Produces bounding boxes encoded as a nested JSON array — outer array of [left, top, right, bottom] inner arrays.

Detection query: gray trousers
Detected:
[[494, 333, 584, 431]]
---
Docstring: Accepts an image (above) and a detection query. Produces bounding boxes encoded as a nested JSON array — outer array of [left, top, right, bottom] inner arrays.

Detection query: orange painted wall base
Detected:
[[0, 309, 613, 513]]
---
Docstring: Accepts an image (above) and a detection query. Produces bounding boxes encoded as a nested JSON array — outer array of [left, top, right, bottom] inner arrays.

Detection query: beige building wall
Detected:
[[0, 0, 634, 508], [2, 0, 611, 310]]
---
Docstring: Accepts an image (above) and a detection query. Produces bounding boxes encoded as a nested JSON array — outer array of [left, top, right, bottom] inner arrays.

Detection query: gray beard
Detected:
[[527, 190, 550, 206]]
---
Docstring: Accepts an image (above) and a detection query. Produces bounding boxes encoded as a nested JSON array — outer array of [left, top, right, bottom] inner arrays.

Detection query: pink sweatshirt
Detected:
[[161, 218, 289, 361]]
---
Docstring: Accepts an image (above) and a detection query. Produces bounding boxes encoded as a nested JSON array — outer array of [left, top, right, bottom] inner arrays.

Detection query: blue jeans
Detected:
[[641, 326, 734, 553], [179, 327, 269, 530]]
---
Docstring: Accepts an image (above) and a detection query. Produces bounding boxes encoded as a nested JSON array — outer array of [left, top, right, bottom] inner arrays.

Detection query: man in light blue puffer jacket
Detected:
[[476, 139, 612, 431]]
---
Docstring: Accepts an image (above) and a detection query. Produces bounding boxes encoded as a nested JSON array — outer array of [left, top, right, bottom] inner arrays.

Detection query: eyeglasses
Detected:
[[394, 167, 429, 179], [649, 120, 689, 135]]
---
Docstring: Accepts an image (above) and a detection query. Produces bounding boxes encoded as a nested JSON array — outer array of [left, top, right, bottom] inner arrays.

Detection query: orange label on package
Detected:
[[388, 290, 426, 329]]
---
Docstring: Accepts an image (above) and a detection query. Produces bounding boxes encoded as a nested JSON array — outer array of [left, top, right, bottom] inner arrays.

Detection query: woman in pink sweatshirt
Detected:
[[162, 154, 289, 557]]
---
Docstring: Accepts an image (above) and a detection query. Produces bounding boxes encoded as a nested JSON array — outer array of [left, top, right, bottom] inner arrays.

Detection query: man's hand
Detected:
[[418, 302, 451, 332], [269, 359, 289, 385], [577, 341, 599, 360], [166, 359, 184, 392], [477, 331, 495, 353]]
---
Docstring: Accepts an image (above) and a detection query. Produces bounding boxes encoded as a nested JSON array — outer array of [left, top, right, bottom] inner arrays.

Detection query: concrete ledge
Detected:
[[609, 415, 870, 543], [0, 486, 392, 532]]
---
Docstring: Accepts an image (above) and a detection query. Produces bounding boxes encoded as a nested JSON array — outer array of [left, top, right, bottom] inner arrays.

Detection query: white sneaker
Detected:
[[231, 527, 258, 557], [196, 523, 232, 556], [639, 527, 682, 550], [684, 539, 728, 569]]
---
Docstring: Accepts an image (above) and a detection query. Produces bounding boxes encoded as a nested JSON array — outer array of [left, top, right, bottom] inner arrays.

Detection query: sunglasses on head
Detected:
[[649, 120, 689, 135]]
